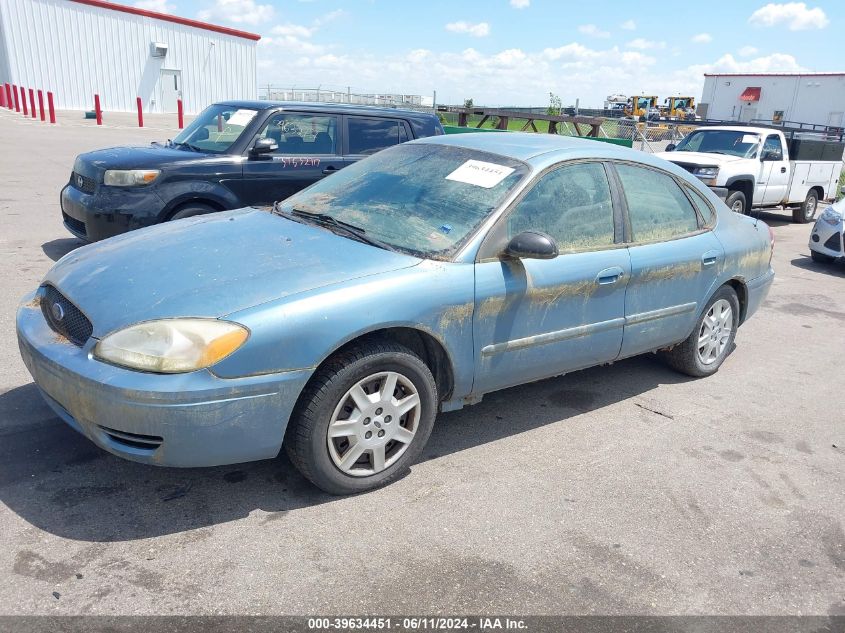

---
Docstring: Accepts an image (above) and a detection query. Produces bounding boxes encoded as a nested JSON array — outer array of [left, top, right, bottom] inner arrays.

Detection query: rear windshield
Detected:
[[278, 143, 529, 259]]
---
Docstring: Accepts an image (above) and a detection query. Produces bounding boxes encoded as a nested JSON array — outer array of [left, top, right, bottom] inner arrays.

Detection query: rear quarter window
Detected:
[[348, 117, 406, 155]]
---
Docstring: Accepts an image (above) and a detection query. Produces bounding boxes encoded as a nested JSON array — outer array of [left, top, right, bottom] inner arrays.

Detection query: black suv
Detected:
[[61, 101, 444, 241]]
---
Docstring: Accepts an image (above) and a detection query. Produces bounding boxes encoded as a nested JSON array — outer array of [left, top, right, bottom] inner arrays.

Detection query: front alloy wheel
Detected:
[[285, 341, 437, 495], [327, 371, 421, 476], [696, 299, 733, 365]]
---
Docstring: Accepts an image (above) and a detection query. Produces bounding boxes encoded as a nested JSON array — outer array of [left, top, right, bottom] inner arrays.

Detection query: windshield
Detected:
[[674, 130, 760, 158], [277, 143, 529, 259], [171, 104, 258, 154]]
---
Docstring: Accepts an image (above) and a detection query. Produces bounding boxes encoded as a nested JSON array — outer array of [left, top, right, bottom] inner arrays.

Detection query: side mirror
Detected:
[[251, 137, 277, 156], [665, 143, 676, 152], [761, 150, 782, 161], [840, 185, 845, 196], [504, 231, 558, 260]]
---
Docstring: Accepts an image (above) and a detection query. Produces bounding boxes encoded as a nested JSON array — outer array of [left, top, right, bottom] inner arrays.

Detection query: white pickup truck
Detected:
[[657, 125, 844, 223]]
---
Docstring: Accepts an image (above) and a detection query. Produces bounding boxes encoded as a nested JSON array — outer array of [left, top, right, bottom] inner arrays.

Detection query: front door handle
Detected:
[[701, 250, 720, 267], [780, 166, 786, 173], [596, 266, 625, 285], [322, 166, 339, 175]]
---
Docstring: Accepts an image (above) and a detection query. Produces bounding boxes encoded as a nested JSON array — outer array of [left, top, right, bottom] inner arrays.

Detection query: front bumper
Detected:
[[744, 266, 775, 323], [809, 219, 844, 258], [16, 292, 312, 467], [60, 183, 168, 242]]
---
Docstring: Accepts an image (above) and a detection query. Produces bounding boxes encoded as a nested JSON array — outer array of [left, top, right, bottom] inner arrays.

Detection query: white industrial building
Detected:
[[0, 0, 259, 114], [700, 72, 845, 129]]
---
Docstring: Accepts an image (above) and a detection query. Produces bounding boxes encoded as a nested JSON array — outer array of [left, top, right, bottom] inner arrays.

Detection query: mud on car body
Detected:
[[21, 133, 774, 494]]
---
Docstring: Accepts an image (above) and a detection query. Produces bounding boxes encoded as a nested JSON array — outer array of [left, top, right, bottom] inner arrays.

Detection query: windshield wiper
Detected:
[[171, 140, 202, 153], [272, 204, 397, 252]]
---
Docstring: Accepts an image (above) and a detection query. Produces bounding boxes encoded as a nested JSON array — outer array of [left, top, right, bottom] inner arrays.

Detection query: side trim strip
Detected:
[[481, 317, 626, 357], [479, 302, 697, 357], [624, 302, 697, 326]]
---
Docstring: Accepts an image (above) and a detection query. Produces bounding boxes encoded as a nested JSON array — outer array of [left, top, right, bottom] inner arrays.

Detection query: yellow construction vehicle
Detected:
[[624, 95, 658, 119], [662, 96, 697, 120]]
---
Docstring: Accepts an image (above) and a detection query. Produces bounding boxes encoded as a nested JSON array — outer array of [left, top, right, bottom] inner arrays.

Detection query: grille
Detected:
[[823, 232, 843, 252], [98, 425, 163, 451], [70, 171, 96, 194], [41, 285, 93, 346], [62, 212, 87, 237]]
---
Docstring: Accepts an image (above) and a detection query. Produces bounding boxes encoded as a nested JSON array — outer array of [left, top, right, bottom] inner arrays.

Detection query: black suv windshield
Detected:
[[171, 104, 258, 154], [277, 144, 529, 259], [674, 130, 760, 158]]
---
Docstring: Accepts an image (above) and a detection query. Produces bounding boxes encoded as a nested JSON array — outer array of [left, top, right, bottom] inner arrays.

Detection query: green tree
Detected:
[[547, 92, 562, 116], [463, 98, 474, 110]]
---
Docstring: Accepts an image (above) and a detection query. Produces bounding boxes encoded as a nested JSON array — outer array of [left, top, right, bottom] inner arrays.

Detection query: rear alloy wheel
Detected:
[[285, 341, 437, 495], [725, 191, 746, 215], [793, 191, 818, 224], [660, 286, 740, 377]]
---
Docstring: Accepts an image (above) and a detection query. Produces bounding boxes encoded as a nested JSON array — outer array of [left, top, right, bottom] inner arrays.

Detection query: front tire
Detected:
[[811, 250, 835, 264], [793, 191, 819, 224], [725, 191, 746, 215], [285, 341, 438, 495], [169, 202, 217, 221], [660, 286, 740, 378]]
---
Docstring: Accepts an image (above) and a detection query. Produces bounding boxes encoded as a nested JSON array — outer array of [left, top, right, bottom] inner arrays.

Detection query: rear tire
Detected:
[[660, 286, 740, 378], [169, 202, 217, 221], [725, 191, 746, 215], [793, 191, 819, 224], [810, 250, 834, 264], [285, 341, 438, 495]]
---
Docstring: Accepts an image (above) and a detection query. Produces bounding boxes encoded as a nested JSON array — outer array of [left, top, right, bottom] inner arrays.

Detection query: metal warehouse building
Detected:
[[700, 72, 845, 129], [0, 0, 259, 114]]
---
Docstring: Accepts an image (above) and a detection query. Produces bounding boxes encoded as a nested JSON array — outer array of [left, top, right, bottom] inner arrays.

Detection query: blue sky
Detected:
[[128, 0, 836, 106]]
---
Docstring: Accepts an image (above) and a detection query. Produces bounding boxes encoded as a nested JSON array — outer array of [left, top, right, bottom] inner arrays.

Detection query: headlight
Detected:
[[820, 207, 843, 226], [103, 169, 160, 187], [693, 167, 719, 179], [94, 319, 248, 373]]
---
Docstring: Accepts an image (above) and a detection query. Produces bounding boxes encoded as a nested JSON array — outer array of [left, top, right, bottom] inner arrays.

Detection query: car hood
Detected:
[[656, 151, 747, 167], [44, 208, 422, 337], [74, 144, 217, 178]]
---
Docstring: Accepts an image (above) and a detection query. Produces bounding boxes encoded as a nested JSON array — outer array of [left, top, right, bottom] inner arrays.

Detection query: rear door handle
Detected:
[[596, 266, 625, 285], [321, 166, 339, 175], [701, 250, 720, 267]]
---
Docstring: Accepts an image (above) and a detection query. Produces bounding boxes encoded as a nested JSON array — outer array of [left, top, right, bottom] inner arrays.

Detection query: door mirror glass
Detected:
[[665, 143, 676, 152], [761, 149, 782, 161], [251, 137, 277, 156], [504, 231, 558, 260]]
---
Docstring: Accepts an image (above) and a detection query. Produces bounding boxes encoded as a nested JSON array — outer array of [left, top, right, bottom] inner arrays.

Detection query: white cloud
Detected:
[[134, 0, 173, 12], [271, 23, 313, 38], [738, 45, 759, 57], [627, 38, 666, 50], [510, 0, 530, 8], [197, 0, 273, 26], [578, 24, 610, 38], [749, 2, 828, 30], [620, 19, 636, 30], [445, 21, 490, 37], [691, 33, 712, 43]]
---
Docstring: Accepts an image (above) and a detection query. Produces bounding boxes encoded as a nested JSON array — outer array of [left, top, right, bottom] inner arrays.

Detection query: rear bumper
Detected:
[[60, 184, 167, 242], [16, 292, 312, 467], [744, 267, 775, 322]]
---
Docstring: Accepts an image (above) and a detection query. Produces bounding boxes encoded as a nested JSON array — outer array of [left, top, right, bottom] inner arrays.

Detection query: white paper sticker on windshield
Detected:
[[446, 160, 515, 188], [226, 109, 257, 128], [741, 134, 759, 144]]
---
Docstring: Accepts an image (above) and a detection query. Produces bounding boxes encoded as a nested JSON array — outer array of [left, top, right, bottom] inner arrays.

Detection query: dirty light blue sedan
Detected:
[[17, 133, 775, 494]]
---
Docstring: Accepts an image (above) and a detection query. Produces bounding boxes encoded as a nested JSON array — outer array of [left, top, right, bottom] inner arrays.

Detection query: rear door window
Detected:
[[347, 117, 406, 155]]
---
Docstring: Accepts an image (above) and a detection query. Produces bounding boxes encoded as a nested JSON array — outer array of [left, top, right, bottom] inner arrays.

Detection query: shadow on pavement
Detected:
[[42, 238, 85, 262], [0, 355, 692, 542], [790, 254, 845, 277]]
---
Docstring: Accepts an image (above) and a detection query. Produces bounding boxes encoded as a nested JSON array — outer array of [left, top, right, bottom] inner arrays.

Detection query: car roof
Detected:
[[691, 126, 768, 134], [215, 100, 439, 121]]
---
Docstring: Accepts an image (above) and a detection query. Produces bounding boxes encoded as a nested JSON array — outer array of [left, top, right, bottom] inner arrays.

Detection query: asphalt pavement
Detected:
[[0, 107, 843, 616]]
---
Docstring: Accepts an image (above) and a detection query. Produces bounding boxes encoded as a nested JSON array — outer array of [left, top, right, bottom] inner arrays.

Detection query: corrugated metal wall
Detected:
[[0, 0, 257, 113]]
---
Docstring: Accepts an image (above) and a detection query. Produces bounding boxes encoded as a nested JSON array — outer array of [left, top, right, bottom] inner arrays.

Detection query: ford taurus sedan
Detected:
[[17, 133, 775, 494]]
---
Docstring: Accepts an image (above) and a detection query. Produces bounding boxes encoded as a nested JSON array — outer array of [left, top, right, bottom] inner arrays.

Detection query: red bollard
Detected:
[[4, 84, 11, 110], [13, 85, 20, 112], [47, 92, 56, 123], [0, 87, 4, 109], [136, 96, 143, 127], [37, 90, 45, 121], [28, 89, 36, 119], [21, 87, 28, 116], [177, 99, 184, 129], [94, 94, 102, 125]]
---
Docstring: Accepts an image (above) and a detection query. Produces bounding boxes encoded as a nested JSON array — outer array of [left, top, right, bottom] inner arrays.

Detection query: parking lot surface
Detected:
[[0, 108, 843, 616]]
